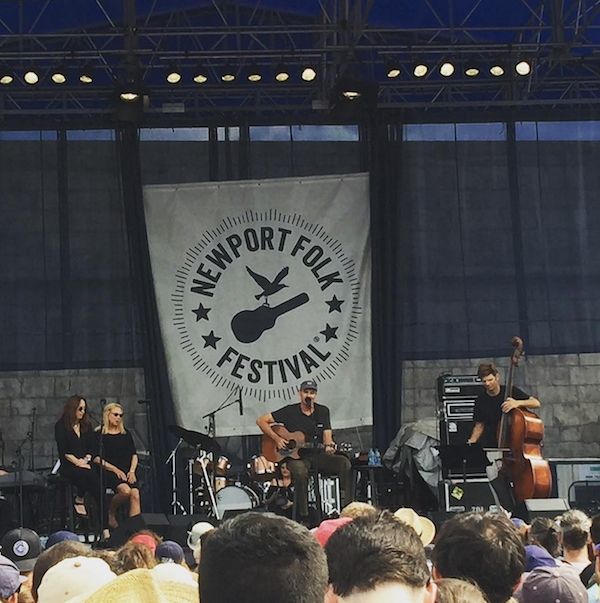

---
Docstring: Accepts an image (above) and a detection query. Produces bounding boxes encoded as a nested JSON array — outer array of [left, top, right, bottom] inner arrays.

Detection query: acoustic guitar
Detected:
[[262, 425, 350, 463]]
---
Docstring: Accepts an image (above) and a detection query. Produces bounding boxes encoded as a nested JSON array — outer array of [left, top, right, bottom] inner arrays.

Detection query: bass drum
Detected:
[[215, 485, 259, 515]]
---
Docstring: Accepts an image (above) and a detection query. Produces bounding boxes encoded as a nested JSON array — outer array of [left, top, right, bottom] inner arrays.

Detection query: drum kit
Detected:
[[167, 425, 268, 520]]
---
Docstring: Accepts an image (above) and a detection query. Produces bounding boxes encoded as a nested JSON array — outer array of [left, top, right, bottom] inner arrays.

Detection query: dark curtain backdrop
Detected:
[[1, 120, 599, 494]]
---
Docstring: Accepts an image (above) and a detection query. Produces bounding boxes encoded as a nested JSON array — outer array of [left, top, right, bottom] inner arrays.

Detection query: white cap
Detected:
[[187, 522, 215, 549]]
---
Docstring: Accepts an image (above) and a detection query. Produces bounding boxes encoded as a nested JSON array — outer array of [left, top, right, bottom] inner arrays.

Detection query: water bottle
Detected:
[[368, 448, 376, 466], [374, 448, 381, 466]]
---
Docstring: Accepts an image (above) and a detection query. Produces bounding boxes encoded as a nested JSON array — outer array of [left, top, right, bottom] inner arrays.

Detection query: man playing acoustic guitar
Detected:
[[256, 380, 352, 525]]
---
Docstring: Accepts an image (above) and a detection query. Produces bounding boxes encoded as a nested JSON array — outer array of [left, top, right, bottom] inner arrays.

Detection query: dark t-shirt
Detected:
[[97, 430, 137, 473], [271, 403, 331, 445], [473, 385, 528, 447]]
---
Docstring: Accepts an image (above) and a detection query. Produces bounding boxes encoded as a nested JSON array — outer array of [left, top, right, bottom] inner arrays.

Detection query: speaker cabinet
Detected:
[[523, 498, 570, 520], [439, 479, 499, 514]]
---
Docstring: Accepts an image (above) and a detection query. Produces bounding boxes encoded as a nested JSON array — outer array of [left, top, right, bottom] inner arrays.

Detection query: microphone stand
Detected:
[[13, 433, 30, 528], [96, 399, 107, 540], [137, 400, 156, 512], [0, 429, 5, 468], [29, 409, 36, 471]]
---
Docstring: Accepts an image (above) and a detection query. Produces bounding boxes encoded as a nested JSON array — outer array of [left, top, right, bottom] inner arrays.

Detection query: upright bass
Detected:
[[497, 337, 552, 501]]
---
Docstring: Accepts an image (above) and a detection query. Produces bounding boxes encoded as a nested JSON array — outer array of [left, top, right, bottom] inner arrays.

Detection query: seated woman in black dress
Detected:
[[94, 402, 141, 529], [54, 395, 104, 525]]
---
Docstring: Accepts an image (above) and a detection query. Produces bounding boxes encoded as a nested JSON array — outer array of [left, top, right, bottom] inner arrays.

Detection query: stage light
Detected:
[[515, 59, 532, 76], [220, 63, 236, 83], [385, 59, 401, 78], [301, 65, 317, 81], [51, 63, 68, 84], [192, 62, 208, 84], [23, 67, 39, 85], [79, 63, 94, 84], [247, 63, 262, 82], [412, 60, 428, 78], [274, 63, 290, 82], [0, 64, 14, 85], [464, 61, 480, 77], [165, 64, 182, 84], [439, 61, 455, 77], [490, 60, 506, 77]]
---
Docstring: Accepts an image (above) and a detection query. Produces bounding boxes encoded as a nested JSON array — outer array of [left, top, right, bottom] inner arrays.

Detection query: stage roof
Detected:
[[1, 0, 600, 123]]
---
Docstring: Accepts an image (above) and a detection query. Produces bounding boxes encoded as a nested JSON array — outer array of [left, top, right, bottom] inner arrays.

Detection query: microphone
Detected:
[[304, 396, 312, 406], [238, 388, 243, 416], [100, 398, 107, 406]]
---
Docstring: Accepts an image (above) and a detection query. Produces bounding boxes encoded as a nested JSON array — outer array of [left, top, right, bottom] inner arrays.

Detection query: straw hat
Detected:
[[393, 508, 436, 546]]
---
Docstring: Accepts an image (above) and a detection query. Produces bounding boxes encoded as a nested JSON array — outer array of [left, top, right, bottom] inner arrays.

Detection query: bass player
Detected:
[[256, 380, 352, 525]]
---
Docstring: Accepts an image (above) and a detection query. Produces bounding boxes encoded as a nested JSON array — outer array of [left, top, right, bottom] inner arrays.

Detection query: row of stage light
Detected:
[[0, 57, 533, 88]]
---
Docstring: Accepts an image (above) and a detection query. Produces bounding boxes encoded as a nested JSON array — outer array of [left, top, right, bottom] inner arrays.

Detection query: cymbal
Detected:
[[169, 425, 221, 454]]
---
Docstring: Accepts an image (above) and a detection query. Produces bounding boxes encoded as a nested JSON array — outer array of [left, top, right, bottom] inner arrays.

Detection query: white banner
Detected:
[[144, 173, 372, 436]]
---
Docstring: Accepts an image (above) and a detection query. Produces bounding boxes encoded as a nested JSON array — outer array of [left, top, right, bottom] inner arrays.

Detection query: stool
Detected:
[[292, 472, 341, 522], [351, 465, 385, 506], [47, 474, 76, 532]]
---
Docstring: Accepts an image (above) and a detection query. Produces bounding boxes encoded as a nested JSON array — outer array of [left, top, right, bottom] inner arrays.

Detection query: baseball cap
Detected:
[[313, 517, 353, 547], [155, 541, 184, 564], [1, 527, 42, 572], [129, 534, 158, 555], [37, 556, 116, 603], [524, 544, 557, 572], [45, 531, 81, 550], [515, 565, 587, 603], [187, 521, 216, 549], [300, 380, 317, 391], [0, 556, 28, 599]]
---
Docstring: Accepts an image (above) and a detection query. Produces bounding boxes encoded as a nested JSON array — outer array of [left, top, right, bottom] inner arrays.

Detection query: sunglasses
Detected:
[[112, 413, 123, 417], [77, 406, 86, 412]]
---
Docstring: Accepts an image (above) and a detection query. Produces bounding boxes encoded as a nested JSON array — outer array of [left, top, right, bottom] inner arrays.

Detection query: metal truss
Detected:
[[2, 0, 600, 123]]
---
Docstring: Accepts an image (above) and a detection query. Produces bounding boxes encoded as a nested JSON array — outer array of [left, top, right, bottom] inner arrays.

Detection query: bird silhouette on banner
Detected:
[[246, 266, 289, 303]]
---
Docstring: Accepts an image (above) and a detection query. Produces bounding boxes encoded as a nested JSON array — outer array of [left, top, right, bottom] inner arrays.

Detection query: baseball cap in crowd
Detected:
[[129, 534, 158, 555], [515, 565, 587, 603], [524, 544, 557, 572], [45, 531, 80, 550], [152, 563, 197, 587], [312, 517, 353, 547], [0, 556, 28, 599], [37, 556, 116, 603], [187, 521, 215, 550], [300, 380, 317, 391], [155, 541, 184, 564], [1, 527, 42, 572]]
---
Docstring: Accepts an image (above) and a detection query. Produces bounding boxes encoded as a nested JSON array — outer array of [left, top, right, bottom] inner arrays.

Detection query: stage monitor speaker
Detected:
[[439, 479, 500, 514], [523, 498, 570, 520], [105, 512, 169, 549]]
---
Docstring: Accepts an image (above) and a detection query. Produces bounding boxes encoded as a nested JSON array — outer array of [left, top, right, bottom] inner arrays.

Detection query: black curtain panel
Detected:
[[368, 117, 407, 450], [116, 125, 176, 512]]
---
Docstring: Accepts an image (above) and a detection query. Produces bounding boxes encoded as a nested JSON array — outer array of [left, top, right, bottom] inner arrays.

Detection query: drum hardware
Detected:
[[165, 437, 188, 515]]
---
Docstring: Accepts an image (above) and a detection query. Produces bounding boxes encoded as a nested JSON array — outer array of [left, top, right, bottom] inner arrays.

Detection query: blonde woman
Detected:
[[94, 403, 141, 529]]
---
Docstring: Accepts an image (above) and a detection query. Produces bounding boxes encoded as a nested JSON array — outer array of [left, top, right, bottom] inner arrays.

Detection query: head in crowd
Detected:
[[313, 517, 353, 548], [559, 509, 591, 552], [477, 363, 498, 379], [0, 556, 28, 603], [65, 568, 198, 603], [127, 530, 163, 556], [432, 511, 525, 603], [528, 517, 560, 558], [36, 556, 116, 603], [514, 565, 587, 603], [101, 403, 126, 435], [155, 541, 185, 565], [524, 544, 557, 572], [590, 513, 600, 545], [1, 528, 42, 573], [325, 509, 436, 603], [339, 502, 377, 520], [111, 542, 157, 575], [434, 578, 488, 603], [45, 532, 80, 550], [60, 395, 90, 431], [31, 540, 92, 602], [187, 522, 215, 566], [200, 512, 328, 603]]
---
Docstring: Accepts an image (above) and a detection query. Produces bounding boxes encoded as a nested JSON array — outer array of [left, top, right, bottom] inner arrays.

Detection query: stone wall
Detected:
[[0, 368, 146, 470], [403, 352, 600, 458]]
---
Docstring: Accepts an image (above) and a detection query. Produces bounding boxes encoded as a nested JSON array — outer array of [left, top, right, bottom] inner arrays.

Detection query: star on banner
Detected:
[[202, 331, 221, 349], [325, 295, 344, 313], [192, 303, 211, 321], [320, 323, 339, 342]]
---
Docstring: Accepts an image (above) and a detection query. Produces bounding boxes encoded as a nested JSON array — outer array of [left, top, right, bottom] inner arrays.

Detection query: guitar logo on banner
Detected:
[[173, 209, 361, 401]]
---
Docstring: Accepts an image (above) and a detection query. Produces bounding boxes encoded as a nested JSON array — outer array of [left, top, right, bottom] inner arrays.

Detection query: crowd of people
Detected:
[[1, 502, 599, 603]]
